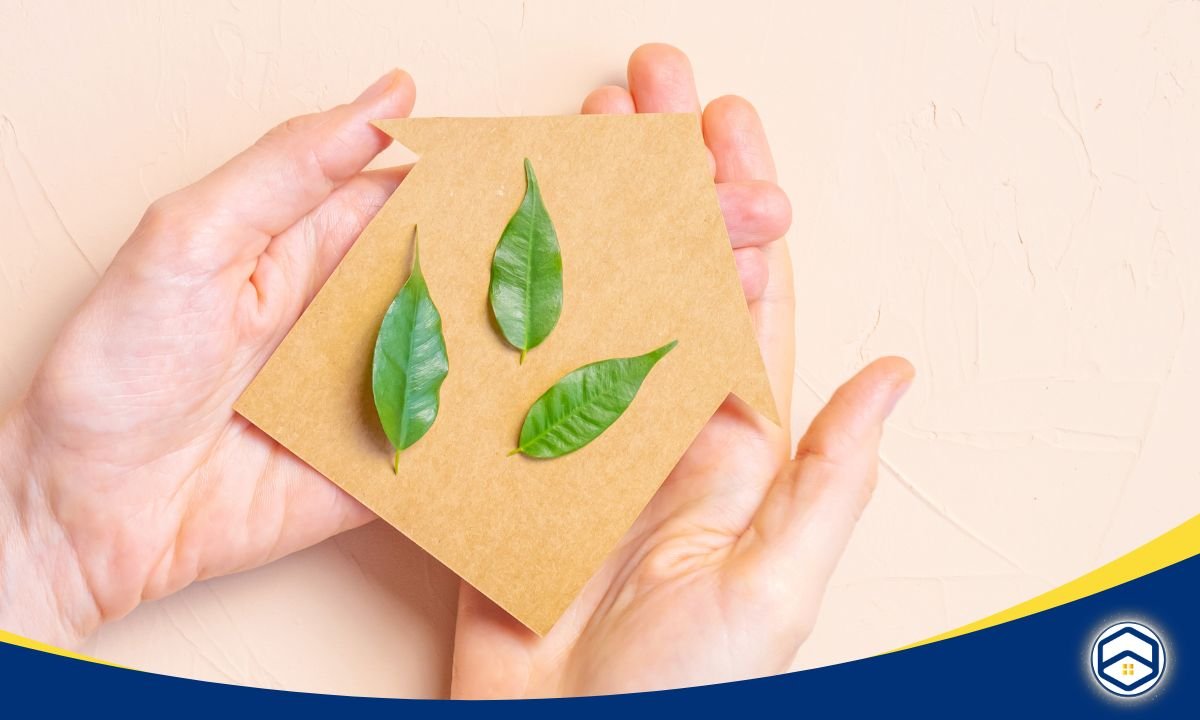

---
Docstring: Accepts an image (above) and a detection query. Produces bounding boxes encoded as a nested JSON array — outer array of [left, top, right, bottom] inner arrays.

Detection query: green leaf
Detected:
[[489, 158, 563, 363], [372, 228, 449, 471], [512, 340, 678, 458]]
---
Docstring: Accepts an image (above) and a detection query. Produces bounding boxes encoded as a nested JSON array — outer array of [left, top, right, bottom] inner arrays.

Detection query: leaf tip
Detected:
[[653, 339, 679, 360], [523, 157, 538, 186]]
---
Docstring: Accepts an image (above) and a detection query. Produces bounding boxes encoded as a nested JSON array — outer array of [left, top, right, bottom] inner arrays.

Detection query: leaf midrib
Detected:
[[395, 290, 421, 448], [520, 370, 627, 452], [521, 205, 535, 352]]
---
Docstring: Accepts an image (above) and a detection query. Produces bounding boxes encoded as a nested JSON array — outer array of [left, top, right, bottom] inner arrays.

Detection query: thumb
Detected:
[[737, 356, 914, 616], [144, 70, 415, 272]]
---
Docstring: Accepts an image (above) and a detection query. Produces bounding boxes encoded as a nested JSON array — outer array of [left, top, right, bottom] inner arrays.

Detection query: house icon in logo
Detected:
[[1091, 622, 1166, 697]]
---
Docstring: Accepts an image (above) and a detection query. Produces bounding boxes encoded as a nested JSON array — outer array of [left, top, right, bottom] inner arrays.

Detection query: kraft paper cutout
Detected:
[[234, 113, 777, 635]]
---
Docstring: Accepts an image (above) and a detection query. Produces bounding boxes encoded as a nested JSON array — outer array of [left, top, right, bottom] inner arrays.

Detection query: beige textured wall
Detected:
[[2, 0, 1197, 697]]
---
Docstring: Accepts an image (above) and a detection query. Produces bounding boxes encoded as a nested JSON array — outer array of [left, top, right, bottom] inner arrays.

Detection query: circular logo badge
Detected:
[[1090, 622, 1166, 697]]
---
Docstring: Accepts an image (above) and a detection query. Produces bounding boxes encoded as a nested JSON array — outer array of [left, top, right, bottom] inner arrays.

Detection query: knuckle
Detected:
[[746, 182, 792, 231], [275, 113, 319, 142], [793, 443, 839, 473], [764, 183, 793, 231], [262, 112, 336, 192], [637, 544, 688, 585], [139, 195, 178, 233], [726, 561, 816, 642], [126, 193, 217, 278], [256, 113, 320, 164], [133, 195, 198, 257]]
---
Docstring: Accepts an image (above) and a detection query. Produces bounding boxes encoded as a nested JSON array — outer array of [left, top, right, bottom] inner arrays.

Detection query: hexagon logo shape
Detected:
[[1091, 622, 1166, 697]]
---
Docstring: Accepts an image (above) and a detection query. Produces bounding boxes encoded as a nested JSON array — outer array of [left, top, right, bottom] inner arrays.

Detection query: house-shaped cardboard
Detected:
[[235, 113, 777, 634]]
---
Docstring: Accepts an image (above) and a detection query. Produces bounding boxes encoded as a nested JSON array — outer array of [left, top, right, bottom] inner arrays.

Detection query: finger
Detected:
[[734, 247, 768, 301], [702, 94, 793, 438], [258, 446, 378, 564], [298, 166, 411, 291], [174, 421, 377, 592], [739, 357, 914, 607], [243, 166, 412, 341], [750, 241, 795, 440], [451, 584, 541, 699], [625, 45, 716, 174], [182, 69, 415, 262], [703, 95, 778, 183], [627, 43, 701, 113], [718, 180, 792, 248], [581, 85, 635, 114]]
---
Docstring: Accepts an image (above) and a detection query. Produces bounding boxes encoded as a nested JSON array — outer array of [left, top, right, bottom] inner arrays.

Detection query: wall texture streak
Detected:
[[1, 0, 1196, 697]]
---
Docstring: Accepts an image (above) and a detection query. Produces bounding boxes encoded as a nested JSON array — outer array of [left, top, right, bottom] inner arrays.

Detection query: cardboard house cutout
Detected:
[[235, 113, 777, 634]]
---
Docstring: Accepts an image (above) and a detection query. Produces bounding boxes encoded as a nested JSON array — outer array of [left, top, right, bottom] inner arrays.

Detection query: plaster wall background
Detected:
[[1, 0, 1197, 696]]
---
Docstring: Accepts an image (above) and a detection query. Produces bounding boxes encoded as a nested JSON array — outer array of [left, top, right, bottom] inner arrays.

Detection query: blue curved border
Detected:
[[4, 553, 1198, 716]]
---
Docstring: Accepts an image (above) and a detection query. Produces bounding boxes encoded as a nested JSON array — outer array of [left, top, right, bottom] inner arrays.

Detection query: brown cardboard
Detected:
[[234, 113, 777, 635]]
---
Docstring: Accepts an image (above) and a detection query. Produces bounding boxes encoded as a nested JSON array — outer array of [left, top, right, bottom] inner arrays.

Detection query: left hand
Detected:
[[0, 71, 416, 646]]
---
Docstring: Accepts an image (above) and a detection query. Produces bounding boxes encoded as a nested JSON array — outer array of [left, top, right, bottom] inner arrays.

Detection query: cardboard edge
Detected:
[[233, 397, 560, 637], [730, 381, 782, 427], [374, 113, 701, 152], [237, 111, 779, 634]]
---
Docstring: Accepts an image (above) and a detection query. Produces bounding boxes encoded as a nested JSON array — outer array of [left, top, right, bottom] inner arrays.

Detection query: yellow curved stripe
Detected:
[[898, 513, 1200, 651], [0, 628, 121, 667]]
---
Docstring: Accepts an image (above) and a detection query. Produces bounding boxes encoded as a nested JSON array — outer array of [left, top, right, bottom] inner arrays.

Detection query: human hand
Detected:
[[450, 45, 914, 697], [0, 71, 416, 646]]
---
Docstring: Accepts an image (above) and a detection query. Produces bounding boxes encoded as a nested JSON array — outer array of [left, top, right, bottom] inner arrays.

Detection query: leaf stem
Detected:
[[393, 449, 400, 475], [519, 348, 527, 365], [507, 448, 521, 457]]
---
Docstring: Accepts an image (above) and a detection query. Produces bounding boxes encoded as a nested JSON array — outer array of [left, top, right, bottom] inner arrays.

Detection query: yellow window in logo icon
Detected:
[[1122, 662, 1135, 676]]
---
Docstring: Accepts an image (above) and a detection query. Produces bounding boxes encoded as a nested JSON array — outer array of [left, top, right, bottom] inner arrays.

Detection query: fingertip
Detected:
[[872, 355, 916, 385], [703, 94, 777, 183], [581, 85, 635, 115], [836, 356, 915, 429], [705, 94, 761, 127], [356, 68, 416, 120], [869, 356, 915, 416], [627, 43, 701, 113], [393, 69, 417, 109], [628, 42, 691, 74], [861, 356, 916, 396]]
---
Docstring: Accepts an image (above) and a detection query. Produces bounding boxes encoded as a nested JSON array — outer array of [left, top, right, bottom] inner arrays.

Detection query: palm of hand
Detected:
[[17, 75, 415, 631], [455, 398, 813, 697], [540, 406, 799, 695]]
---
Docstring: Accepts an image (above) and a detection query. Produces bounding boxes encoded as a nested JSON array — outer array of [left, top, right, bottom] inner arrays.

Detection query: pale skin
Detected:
[[0, 44, 912, 695]]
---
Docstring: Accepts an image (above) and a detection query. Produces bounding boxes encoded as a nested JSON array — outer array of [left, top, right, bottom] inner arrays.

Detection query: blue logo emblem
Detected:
[[1090, 622, 1166, 697]]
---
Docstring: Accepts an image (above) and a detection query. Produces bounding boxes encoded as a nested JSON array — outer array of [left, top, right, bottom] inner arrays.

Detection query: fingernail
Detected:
[[355, 69, 399, 104], [882, 378, 912, 417]]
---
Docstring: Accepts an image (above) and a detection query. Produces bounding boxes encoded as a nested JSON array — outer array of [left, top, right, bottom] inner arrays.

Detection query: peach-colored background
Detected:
[[2, 0, 1198, 698]]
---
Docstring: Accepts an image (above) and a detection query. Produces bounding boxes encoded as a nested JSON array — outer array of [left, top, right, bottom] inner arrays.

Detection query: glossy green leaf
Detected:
[[489, 158, 563, 363], [512, 340, 678, 458], [372, 229, 449, 472]]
